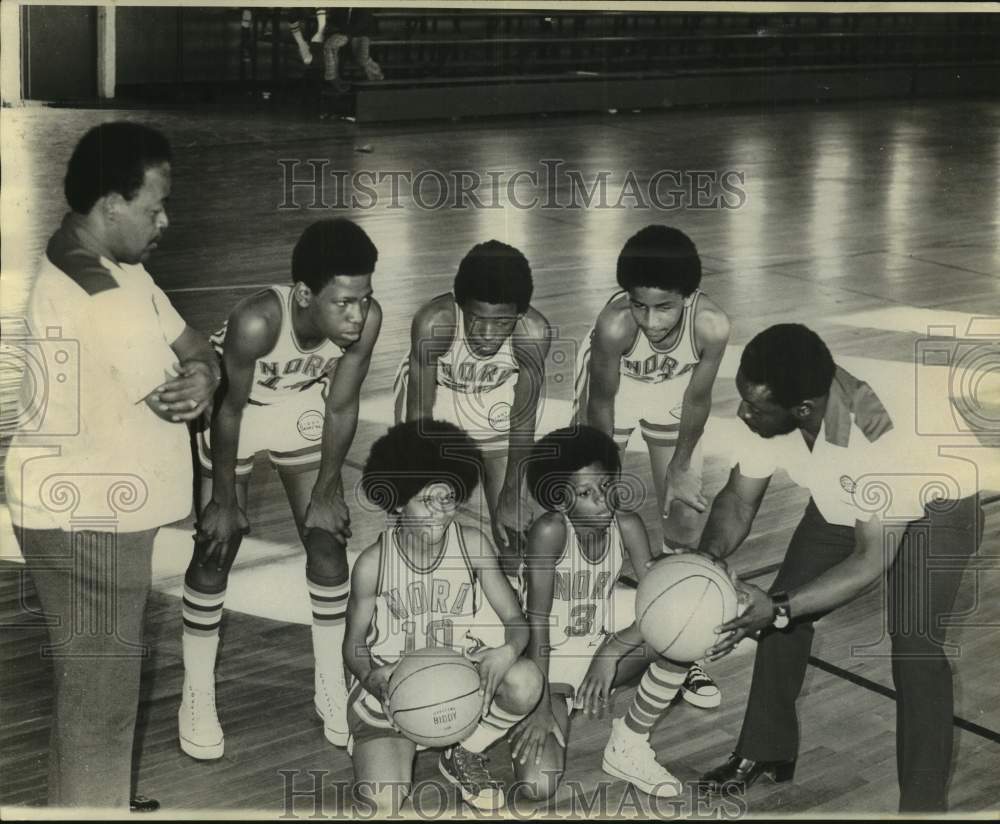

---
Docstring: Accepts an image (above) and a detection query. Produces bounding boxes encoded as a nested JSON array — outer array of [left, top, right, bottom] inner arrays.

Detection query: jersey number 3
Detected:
[[564, 603, 597, 637]]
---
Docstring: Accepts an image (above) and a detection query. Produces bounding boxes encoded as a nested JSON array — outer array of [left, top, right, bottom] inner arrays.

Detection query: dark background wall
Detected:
[[22, 5, 96, 100]]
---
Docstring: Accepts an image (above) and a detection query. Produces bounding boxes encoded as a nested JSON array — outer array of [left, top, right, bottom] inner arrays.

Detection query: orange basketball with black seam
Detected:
[[386, 646, 483, 748], [635, 553, 739, 662]]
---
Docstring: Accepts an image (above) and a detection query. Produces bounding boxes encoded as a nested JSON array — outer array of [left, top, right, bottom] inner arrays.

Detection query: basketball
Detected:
[[635, 553, 739, 662], [386, 646, 483, 748]]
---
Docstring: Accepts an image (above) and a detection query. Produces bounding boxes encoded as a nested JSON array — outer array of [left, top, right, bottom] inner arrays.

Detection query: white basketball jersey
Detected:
[[525, 514, 627, 642], [619, 289, 702, 385], [211, 285, 346, 406], [367, 521, 481, 667], [435, 294, 519, 395]]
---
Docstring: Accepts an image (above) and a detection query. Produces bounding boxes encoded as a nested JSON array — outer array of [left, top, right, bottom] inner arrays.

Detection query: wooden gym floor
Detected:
[[1, 98, 998, 817]]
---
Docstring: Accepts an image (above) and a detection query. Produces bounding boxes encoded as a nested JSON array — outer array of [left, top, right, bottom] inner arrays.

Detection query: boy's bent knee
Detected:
[[499, 659, 544, 714]]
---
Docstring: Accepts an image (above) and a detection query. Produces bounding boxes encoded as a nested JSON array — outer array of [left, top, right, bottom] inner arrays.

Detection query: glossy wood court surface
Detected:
[[1, 97, 998, 816]]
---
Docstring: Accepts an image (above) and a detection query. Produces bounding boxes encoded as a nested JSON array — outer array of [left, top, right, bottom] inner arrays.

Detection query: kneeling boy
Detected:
[[508, 425, 695, 801], [343, 420, 543, 814]]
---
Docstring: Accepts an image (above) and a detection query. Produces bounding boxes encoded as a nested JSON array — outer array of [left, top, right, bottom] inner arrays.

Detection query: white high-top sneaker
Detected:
[[602, 717, 681, 798], [314, 669, 349, 747], [178, 679, 224, 760]]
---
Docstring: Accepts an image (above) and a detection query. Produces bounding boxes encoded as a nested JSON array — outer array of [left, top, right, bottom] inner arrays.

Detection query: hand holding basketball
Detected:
[[363, 661, 398, 707], [636, 553, 739, 662], [467, 642, 518, 714], [387, 648, 483, 747], [707, 580, 773, 661]]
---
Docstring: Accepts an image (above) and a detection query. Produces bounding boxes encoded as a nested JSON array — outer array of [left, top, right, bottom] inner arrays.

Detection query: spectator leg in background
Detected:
[[323, 33, 351, 93], [352, 36, 384, 80], [312, 9, 327, 44], [290, 19, 313, 66]]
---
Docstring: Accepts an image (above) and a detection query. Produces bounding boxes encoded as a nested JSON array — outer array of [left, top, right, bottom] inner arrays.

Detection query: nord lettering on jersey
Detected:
[[381, 580, 472, 619], [255, 356, 337, 391], [623, 353, 681, 379], [440, 360, 515, 390], [552, 570, 613, 601]]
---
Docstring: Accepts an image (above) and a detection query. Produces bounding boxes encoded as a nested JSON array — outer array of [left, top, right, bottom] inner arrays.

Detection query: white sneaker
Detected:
[[314, 670, 349, 747], [602, 717, 681, 798], [178, 680, 224, 760]]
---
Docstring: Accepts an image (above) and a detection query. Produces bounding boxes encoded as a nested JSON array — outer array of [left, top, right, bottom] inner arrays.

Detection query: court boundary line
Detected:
[[806, 654, 1000, 745]]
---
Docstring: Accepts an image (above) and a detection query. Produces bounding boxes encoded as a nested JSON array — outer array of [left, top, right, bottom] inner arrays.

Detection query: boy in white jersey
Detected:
[[178, 218, 381, 759], [394, 241, 552, 575], [577, 225, 730, 708], [507, 426, 692, 801], [344, 420, 542, 814]]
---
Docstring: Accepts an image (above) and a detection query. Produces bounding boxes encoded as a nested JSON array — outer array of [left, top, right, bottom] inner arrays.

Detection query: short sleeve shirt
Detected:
[[730, 367, 935, 526], [4, 213, 193, 532]]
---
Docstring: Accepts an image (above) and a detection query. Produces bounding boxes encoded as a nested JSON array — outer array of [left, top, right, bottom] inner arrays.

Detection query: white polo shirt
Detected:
[[5, 214, 193, 532], [730, 367, 978, 527]]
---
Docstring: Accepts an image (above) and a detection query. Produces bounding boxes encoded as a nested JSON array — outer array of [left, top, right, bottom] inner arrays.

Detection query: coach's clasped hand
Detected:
[[152, 359, 219, 422]]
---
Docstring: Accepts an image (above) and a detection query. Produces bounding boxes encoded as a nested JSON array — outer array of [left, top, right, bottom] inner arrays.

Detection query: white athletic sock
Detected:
[[182, 585, 225, 688], [460, 703, 525, 754], [308, 576, 349, 684]]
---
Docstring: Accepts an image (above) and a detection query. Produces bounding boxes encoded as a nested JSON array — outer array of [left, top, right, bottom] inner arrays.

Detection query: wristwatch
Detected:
[[771, 591, 792, 629]]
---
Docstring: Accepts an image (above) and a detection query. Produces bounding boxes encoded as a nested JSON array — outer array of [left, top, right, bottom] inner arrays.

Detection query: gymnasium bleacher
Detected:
[[109, 8, 1000, 121]]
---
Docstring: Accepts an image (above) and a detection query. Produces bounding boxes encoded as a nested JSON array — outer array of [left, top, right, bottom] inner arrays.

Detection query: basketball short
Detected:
[[546, 584, 636, 698], [575, 340, 702, 456], [197, 385, 327, 477], [393, 358, 517, 453]]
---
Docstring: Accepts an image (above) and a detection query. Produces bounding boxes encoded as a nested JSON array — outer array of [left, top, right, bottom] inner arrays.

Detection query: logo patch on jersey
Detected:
[[840, 475, 858, 494], [296, 410, 324, 441], [488, 402, 511, 432]]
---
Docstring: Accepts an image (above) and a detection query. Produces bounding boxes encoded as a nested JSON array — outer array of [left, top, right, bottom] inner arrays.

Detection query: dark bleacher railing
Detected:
[[113, 8, 1000, 117]]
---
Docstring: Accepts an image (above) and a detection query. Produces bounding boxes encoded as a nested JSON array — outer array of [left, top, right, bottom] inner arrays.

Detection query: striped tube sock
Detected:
[[624, 661, 686, 736], [308, 573, 350, 685], [459, 703, 527, 754], [182, 584, 226, 688]]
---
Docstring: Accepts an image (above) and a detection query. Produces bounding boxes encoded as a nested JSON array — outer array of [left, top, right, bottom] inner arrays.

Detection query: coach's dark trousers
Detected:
[[735, 496, 982, 812], [17, 526, 158, 810]]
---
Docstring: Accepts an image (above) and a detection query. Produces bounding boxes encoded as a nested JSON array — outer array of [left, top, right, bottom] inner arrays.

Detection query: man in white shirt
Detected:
[[4, 122, 219, 811], [695, 324, 984, 813]]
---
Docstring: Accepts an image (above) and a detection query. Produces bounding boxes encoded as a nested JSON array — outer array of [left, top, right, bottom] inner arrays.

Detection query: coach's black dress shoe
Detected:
[[129, 794, 160, 813], [699, 753, 796, 794]]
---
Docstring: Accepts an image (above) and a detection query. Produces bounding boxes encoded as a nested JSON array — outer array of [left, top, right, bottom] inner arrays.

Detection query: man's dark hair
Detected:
[[454, 240, 533, 313], [740, 324, 836, 408], [64, 122, 173, 214], [527, 425, 621, 511], [292, 218, 378, 293], [616, 225, 701, 296], [361, 420, 482, 512]]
